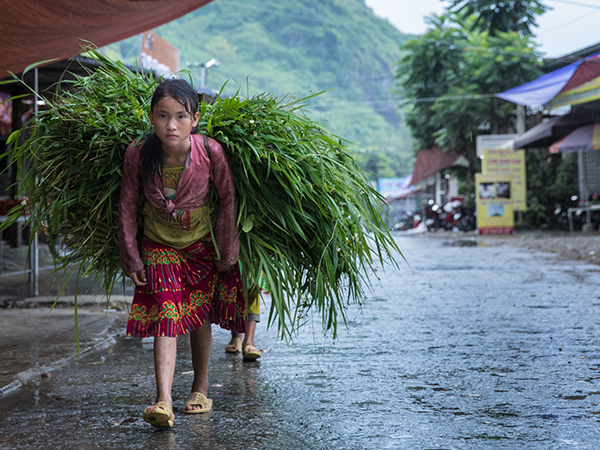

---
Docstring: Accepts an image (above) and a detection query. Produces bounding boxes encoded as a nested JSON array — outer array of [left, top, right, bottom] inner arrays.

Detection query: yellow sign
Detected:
[[545, 76, 600, 109], [475, 173, 514, 234], [481, 148, 527, 211]]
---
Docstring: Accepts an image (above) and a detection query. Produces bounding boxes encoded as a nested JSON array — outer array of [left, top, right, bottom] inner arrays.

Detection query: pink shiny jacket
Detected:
[[118, 134, 239, 273]]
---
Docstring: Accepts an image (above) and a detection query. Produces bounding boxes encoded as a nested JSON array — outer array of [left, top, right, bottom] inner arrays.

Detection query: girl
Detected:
[[226, 284, 262, 360], [119, 78, 246, 429]]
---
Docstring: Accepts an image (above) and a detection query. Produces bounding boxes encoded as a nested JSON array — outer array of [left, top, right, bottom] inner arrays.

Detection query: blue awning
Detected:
[[498, 51, 600, 106]]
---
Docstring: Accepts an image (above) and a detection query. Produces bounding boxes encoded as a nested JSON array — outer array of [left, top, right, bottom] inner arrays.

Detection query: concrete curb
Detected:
[[4, 293, 131, 308], [0, 294, 131, 396], [0, 325, 120, 396]]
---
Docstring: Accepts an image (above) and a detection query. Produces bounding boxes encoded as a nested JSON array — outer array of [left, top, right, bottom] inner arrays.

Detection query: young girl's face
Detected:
[[149, 95, 199, 152]]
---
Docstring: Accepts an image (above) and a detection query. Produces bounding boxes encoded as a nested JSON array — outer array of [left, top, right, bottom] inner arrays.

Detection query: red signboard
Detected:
[[140, 31, 180, 77]]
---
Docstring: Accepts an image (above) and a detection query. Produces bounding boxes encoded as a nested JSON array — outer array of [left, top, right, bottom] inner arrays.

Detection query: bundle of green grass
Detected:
[[5, 50, 400, 338]]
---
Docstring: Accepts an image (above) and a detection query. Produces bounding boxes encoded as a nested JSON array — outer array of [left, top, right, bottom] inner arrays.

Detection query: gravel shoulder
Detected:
[[420, 230, 600, 266]]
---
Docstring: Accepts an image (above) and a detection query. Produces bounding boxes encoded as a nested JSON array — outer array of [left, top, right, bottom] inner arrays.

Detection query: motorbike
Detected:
[[449, 201, 476, 232], [553, 195, 585, 231], [393, 211, 416, 231], [436, 200, 477, 232], [423, 199, 442, 231]]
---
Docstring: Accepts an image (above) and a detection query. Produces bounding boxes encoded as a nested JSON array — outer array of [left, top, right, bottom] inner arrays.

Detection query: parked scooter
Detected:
[[448, 200, 476, 232], [412, 213, 422, 229], [438, 201, 458, 230], [425, 199, 476, 232], [393, 211, 416, 231], [423, 199, 442, 231], [553, 195, 580, 230]]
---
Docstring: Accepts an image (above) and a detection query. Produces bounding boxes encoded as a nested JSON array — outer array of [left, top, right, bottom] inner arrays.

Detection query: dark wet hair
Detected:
[[141, 78, 199, 191]]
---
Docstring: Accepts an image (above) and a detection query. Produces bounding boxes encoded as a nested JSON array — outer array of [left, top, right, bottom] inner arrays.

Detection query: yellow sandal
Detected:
[[183, 392, 213, 414], [143, 401, 174, 428], [243, 345, 262, 361], [225, 337, 242, 353]]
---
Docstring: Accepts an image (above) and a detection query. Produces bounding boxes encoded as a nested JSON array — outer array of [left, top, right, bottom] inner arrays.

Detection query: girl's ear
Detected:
[[192, 111, 199, 127]]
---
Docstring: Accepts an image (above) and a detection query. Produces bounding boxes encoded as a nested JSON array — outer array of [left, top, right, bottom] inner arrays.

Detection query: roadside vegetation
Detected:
[[106, 0, 415, 179], [396, 0, 578, 228]]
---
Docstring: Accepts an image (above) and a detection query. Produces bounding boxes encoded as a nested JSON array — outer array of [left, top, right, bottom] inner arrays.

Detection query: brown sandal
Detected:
[[183, 392, 212, 414]]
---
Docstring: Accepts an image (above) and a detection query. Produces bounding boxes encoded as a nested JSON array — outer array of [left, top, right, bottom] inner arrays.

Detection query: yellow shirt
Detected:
[[143, 166, 213, 249]]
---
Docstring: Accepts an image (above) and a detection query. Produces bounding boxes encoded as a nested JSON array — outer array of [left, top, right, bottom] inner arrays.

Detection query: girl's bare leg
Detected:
[[242, 320, 257, 348], [149, 336, 177, 415], [186, 320, 212, 412], [226, 330, 243, 352], [228, 318, 257, 348]]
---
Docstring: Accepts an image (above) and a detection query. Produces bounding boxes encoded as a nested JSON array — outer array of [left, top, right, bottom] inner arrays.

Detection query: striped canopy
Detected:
[[549, 123, 600, 153]]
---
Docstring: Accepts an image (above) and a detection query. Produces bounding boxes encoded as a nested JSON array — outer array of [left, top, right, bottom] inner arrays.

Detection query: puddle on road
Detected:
[[442, 238, 484, 247], [4, 258, 600, 450]]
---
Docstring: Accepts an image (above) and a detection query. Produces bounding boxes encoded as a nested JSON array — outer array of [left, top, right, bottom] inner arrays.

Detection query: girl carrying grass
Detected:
[[119, 78, 246, 429]]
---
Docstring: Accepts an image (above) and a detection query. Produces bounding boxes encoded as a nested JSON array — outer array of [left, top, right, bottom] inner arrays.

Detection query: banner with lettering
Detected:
[[481, 148, 527, 211], [475, 173, 514, 235]]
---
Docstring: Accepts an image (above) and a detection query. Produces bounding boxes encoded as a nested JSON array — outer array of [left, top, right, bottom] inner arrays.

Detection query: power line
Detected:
[[310, 92, 501, 110], [547, 0, 600, 9], [203, 0, 600, 67], [401, 37, 600, 64], [543, 6, 600, 33], [401, 93, 498, 103], [190, 0, 599, 106]]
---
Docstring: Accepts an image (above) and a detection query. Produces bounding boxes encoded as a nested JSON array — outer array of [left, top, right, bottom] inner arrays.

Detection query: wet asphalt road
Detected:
[[2, 234, 600, 449]]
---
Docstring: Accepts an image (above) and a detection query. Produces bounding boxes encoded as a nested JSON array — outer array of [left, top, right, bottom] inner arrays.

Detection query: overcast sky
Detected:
[[364, 0, 600, 58]]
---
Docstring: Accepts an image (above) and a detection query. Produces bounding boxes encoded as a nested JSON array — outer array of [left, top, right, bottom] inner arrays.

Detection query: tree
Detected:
[[396, 14, 468, 152], [353, 147, 410, 181], [524, 152, 578, 228], [395, 12, 543, 174], [447, 0, 550, 36]]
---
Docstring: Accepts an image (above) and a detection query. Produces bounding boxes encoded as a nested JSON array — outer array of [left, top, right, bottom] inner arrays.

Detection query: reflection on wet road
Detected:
[[2, 235, 600, 449]]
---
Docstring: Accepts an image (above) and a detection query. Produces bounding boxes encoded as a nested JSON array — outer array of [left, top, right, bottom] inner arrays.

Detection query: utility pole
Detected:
[[516, 104, 526, 135], [187, 58, 219, 90], [516, 104, 526, 226]]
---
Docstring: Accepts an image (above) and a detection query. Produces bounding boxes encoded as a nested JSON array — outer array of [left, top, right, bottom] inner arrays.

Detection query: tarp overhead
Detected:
[[497, 51, 600, 107], [410, 147, 465, 187], [545, 75, 600, 109], [513, 107, 600, 149], [379, 174, 413, 199], [0, 0, 213, 77], [549, 124, 600, 154], [513, 116, 563, 148]]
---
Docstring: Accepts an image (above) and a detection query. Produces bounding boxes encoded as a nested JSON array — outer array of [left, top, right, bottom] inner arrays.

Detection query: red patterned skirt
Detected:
[[126, 236, 247, 338]]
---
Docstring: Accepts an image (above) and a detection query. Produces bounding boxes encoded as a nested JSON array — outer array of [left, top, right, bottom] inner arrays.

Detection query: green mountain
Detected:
[[107, 0, 414, 177]]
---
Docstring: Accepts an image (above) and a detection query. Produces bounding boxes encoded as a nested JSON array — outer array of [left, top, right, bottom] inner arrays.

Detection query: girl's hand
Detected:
[[215, 261, 233, 273], [126, 270, 147, 286]]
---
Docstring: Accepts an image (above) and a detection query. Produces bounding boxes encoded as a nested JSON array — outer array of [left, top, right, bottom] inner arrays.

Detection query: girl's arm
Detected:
[[119, 144, 145, 275], [205, 136, 240, 271]]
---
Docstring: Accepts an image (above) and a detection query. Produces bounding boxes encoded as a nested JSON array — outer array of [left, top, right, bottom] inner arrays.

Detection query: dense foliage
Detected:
[[395, 12, 544, 173], [524, 152, 578, 228], [4, 50, 401, 339], [106, 0, 415, 178], [397, 2, 578, 231], [448, 0, 550, 35], [352, 147, 415, 181]]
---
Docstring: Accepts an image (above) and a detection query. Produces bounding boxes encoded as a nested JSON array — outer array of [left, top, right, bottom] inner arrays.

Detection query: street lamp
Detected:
[[186, 58, 219, 89]]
